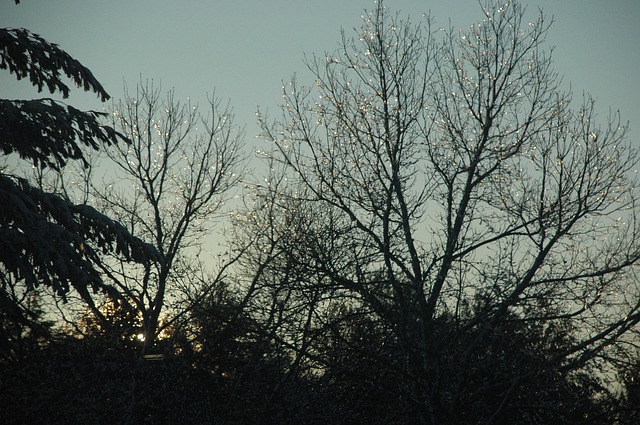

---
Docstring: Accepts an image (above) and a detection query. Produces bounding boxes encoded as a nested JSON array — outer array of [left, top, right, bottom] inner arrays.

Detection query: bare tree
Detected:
[[84, 81, 245, 351], [247, 0, 640, 422]]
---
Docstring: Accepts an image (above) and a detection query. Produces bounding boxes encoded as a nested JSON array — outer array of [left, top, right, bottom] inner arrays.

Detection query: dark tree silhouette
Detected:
[[241, 0, 640, 422], [68, 81, 246, 352], [0, 23, 156, 345]]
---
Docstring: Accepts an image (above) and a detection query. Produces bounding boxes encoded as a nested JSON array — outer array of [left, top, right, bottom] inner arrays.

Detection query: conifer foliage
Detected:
[[0, 22, 156, 317]]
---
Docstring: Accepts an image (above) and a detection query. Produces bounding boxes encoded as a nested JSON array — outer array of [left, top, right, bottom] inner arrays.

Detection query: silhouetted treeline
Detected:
[[1, 294, 639, 424], [3, 0, 640, 423]]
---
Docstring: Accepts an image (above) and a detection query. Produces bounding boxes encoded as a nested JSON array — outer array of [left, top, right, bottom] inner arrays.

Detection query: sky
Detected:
[[2, 0, 640, 151]]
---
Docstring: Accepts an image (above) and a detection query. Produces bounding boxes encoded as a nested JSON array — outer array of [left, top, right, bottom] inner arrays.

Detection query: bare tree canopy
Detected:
[[85, 81, 246, 350], [246, 0, 640, 421]]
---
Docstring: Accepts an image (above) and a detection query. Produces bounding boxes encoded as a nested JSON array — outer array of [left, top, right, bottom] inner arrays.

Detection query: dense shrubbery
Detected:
[[0, 305, 633, 424]]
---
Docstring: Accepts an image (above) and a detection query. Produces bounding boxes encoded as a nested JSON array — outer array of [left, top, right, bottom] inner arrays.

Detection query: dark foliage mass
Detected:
[[0, 27, 122, 170], [0, 98, 122, 169], [0, 27, 108, 100], [0, 175, 155, 299], [1, 1, 640, 424], [0, 301, 630, 424], [0, 10, 156, 363]]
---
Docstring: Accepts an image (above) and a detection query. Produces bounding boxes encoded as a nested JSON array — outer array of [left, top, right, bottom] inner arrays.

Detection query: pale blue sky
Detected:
[[2, 0, 639, 145]]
